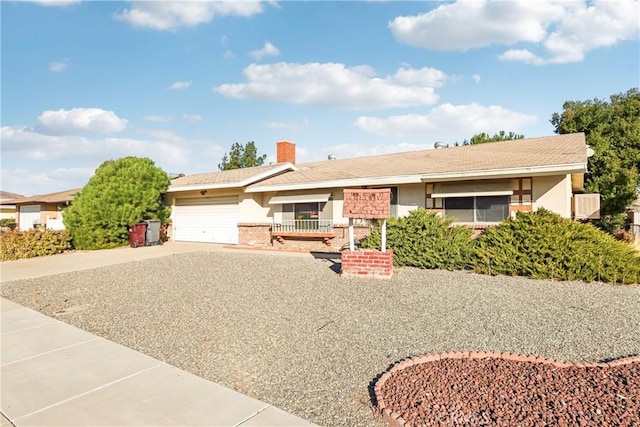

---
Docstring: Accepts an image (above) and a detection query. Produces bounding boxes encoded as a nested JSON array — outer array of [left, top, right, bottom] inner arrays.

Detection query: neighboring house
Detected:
[[627, 196, 640, 235], [0, 191, 24, 221], [14, 188, 81, 231], [166, 133, 597, 251]]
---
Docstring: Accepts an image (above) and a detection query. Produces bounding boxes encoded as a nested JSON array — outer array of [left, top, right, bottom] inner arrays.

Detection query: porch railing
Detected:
[[272, 219, 334, 234]]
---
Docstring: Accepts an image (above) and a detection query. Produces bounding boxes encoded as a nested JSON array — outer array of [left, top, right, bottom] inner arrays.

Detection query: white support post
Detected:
[[349, 217, 355, 251], [381, 218, 387, 252]]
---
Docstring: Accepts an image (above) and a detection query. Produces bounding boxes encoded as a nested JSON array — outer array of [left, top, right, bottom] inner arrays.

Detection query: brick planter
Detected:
[[341, 249, 393, 279]]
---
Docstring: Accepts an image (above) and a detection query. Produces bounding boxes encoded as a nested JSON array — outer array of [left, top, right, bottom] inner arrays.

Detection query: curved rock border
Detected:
[[374, 351, 640, 427]]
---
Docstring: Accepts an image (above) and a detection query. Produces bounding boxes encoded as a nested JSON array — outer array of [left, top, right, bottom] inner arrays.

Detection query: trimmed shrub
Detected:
[[0, 229, 72, 261], [472, 209, 640, 284], [360, 208, 474, 270]]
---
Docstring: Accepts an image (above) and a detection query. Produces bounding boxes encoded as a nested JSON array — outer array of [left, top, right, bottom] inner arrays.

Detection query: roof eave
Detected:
[[420, 163, 587, 182], [245, 175, 424, 193]]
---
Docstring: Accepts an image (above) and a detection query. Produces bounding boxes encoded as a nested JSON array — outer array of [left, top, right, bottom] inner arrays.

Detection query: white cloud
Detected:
[[471, 74, 481, 84], [182, 114, 202, 123], [250, 41, 281, 60], [223, 50, 236, 59], [1, 167, 94, 196], [115, 1, 264, 31], [264, 119, 308, 130], [143, 115, 174, 123], [214, 63, 447, 109], [49, 60, 70, 72], [498, 49, 546, 65], [38, 108, 128, 134], [170, 80, 192, 90], [21, 0, 81, 6], [390, 0, 639, 64], [354, 103, 537, 139], [1, 126, 187, 166]]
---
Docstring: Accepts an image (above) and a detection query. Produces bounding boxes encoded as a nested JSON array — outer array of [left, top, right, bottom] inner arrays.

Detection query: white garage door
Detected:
[[173, 196, 239, 244], [19, 205, 41, 231]]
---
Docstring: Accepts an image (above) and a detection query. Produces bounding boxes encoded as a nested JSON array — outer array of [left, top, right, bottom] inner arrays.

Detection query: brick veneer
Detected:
[[341, 249, 393, 279], [237, 223, 372, 251], [238, 223, 272, 246], [374, 351, 640, 427]]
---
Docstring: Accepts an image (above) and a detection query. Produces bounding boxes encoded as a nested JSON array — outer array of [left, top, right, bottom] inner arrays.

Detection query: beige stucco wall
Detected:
[[533, 174, 572, 218], [396, 183, 426, 217], [239, 192, 271, 223]]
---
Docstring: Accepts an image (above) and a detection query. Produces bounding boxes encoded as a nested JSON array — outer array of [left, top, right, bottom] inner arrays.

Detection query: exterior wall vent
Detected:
[[573, 193, 600, 220]]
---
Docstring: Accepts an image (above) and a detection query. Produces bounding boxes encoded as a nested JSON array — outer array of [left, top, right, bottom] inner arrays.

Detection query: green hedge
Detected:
[[472, 209, 640, 284], [0, 229, 72, 261], [360, 208, 474, 270]]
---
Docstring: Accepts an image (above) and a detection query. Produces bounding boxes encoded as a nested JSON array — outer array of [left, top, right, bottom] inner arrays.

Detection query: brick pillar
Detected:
[[277, 140, 296, 164]]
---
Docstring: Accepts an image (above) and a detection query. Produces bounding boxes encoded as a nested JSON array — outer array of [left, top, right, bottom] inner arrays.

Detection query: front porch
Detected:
[[237, 220, 372, 251]]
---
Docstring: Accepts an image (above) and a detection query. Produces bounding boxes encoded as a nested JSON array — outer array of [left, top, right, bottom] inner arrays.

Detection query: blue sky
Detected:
[[2, 0, 639, 196]]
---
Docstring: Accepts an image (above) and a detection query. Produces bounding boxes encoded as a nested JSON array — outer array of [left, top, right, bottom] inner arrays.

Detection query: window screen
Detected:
[[444, 197, 474, 222], [476, 196, 509, 222]]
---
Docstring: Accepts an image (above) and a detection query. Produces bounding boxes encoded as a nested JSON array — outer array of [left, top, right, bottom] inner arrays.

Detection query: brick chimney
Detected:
[[276, 140, 296, 164]]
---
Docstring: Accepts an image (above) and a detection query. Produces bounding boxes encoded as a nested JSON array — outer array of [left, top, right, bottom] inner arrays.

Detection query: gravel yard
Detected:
[[2, 250, 639, 427]]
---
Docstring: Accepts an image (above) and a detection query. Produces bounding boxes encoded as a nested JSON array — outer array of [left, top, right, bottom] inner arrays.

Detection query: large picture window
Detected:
[[444, 196, 508, 223]]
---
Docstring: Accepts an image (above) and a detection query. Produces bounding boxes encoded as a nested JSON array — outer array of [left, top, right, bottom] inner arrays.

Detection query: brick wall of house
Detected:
[[238, 223, 272, 246], [236, 223, 372, 252], [341, 249, 393, 279]]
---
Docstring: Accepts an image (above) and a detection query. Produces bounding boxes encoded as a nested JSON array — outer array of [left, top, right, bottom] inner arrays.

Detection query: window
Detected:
[[281, 202, 329, 232], [285, 203, 319, 220], [444, 196, 508, 223]]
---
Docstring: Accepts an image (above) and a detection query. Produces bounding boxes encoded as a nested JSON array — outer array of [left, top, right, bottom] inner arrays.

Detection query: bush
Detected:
[[0, 229, 72, 261], [360, 208, 474, 270], [64, 157, 171, 250], [472, 209, 640, 284]]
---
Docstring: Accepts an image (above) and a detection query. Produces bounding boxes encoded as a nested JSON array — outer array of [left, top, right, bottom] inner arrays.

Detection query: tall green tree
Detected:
[[456, 131, 524, 146], [551, 88, 640, 228], [64, 157, 171, 250], [218, 141, 267, 171]]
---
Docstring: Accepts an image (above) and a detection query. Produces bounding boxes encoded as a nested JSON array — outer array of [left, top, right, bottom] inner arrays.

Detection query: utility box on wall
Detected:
[[573, 193, 600, 220]]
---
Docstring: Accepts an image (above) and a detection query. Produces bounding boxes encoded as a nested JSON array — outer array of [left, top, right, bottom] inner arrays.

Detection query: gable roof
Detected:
[[245, 133, 588, 192], [168, 133, 588, 194], [0, 191, 25, 204], [168, 163, 296, 192], [13, 188, 82, 205]]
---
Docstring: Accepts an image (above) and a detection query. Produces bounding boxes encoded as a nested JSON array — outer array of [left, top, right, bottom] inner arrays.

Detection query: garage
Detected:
[[19, 205, 41, 231], [173, 196, 239, 244]]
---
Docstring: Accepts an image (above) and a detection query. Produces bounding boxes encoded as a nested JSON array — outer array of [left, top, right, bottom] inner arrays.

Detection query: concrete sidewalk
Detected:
[[1, 298, 313, 426], [1, 243, 314, 426]]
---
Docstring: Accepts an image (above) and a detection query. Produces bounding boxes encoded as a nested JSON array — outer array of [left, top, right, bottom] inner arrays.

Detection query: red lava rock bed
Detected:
[[374, 352, 640, 426]]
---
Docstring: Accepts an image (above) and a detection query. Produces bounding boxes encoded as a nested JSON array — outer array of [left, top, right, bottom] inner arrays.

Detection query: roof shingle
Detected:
[[249, 133, 587, 189]]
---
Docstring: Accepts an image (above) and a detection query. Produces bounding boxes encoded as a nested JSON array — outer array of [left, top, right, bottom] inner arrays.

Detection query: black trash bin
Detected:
[[144, 220, 161, 246], [128, 223, 147, 248]]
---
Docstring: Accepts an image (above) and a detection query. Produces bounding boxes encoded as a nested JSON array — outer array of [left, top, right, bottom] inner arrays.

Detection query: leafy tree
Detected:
[[218, 141, 267, 171], [456, 131, 524, 146], [63, 157, 171, 250], [551, 88, 640, 229]]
